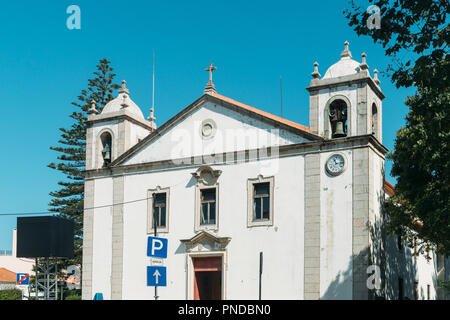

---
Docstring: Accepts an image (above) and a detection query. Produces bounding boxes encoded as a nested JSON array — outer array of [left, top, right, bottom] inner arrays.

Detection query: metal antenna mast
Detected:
[[148, 51, 157, 127], [280, 76, 283, 118], [152, 51, 155, 112]]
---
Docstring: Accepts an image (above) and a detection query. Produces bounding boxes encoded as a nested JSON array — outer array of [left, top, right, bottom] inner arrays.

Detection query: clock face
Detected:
[[326, 154, 346, 175]]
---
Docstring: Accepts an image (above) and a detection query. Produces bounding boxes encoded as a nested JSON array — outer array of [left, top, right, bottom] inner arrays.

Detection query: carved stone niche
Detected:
[[191, 165, 222, 186], [180, 231, 231, 253]]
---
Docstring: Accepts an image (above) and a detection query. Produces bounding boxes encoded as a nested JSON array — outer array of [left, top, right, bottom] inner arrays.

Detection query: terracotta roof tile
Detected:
[[0, 267, 16, 283], [211, 92, 310, 133], [385, 180, 395, 196]]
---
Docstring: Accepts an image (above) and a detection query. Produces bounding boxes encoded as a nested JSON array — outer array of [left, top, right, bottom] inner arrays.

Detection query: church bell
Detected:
[[102, 143, 111, 164], [333, 121, 346, 138]]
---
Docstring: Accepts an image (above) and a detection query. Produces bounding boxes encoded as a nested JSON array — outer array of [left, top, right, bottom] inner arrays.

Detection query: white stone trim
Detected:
[[323, 95, 352, 139], [147, 186, 170, 234], [194, 183, 220, 232], [81, 179, 95, 300], [199, 119, 217, 140], [370, 101, 381, 141], [247, 175, 274, 228], [185, 250, 227, 300], [325, 152, 348, 176], [96, 128, 115, 169]]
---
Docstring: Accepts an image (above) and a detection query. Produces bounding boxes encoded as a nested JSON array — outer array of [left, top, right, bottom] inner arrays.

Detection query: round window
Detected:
[[200, 119, 217, 139]]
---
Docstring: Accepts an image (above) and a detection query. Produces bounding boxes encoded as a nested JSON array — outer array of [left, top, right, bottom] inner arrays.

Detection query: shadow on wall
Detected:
[[320, 224, 417, 300], [320, 251, 357, 300], [322, 169, 417, 300], [383, 231, 418, 299], [381, 170, 418, 300]]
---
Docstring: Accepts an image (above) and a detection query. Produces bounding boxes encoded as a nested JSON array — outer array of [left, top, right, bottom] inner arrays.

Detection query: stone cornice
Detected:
[[84, 134, 388, 180], [306, 72, 385, 100], [180, 231, 231, 247], [87, 109, 154, 131]]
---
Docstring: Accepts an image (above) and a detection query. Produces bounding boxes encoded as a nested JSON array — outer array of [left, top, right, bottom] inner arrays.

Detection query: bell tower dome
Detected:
[[306, 41, 385, 142], [85, 80, 155, 170]]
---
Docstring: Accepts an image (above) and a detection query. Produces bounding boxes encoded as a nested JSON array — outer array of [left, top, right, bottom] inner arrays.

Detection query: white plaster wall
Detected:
[[317, 85, 358, 137], [384, 235, 440, 300], [0, 256, 34, 275], [130, 122, 152, 148], [415, 252, 438, 300], [116, 155, 305, 300], [91, 177, 113, 299], [369, 150, 384, 266], [0, 229, 34, 275], [319, 150, 353, 299], [124, 102, 309, 166]]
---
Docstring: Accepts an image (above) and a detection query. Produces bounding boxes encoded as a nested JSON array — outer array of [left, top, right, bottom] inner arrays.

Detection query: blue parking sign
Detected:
[[147, 266, 166, 287], [16, 273, 29, 285], [147, 236, 168, 258]]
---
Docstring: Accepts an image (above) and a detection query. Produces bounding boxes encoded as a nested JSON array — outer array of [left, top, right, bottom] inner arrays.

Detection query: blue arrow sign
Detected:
[[147, 236, 168, 258], [147, 266, 166, 287], [16, 273, 29, 285]]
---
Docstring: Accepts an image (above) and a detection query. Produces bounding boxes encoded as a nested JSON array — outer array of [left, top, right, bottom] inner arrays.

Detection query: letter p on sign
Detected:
[[147, 236, 168, 258]]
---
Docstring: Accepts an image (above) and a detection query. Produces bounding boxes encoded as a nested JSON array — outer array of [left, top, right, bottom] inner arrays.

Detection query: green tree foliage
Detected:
[[48, 58, 119, 267], [344, 0, 449, 89], [344, 1, 450, 257], [65, 293, 82, 300], [0, 288, 22, 300], [385, 87, 450, 255]]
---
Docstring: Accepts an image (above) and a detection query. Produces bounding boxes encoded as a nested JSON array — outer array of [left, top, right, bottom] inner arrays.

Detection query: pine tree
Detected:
[[48, 58, 120, 267]]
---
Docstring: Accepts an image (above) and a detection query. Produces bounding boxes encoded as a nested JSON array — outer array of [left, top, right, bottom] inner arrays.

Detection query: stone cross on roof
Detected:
[[118, 80, 130, 95], [204, 63, 217, 94]]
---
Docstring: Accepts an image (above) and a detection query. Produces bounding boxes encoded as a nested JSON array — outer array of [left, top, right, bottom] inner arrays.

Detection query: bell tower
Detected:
[[306, 41, 385, 142], [85, 80, 156, 170]]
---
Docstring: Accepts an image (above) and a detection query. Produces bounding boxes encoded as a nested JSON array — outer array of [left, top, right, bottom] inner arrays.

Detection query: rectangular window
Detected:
[[398, 278, 404, 300], [153, 193, 167, 228], [427, 284, 430, 300], [200, 188, 216, 225], [253, 182, 270, 221], [247, 176, 274, 228], [414, 281, 419, 300], [397, 235, 403, 250], [413, 237, 417, 257], [147, 188, 170, 233]]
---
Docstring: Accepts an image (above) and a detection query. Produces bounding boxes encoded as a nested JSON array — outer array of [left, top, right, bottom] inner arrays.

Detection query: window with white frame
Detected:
[[147, 188, 170, 233], [253, 183, 270, 221], [195, 185, 219, 231], [200, 188, 216, 225], [247, 176, 274, 227]]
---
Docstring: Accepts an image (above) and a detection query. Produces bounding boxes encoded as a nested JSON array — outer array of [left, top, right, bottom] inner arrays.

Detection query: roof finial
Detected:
[[148, 107, 156, 128], [88, 99, 99, 115], [118, 80, 130, 95], [373, 69, 380, 85], [311, 62, 321, 79], [204, 63, 217, 94], [121, 94, 129, 108], [341, 41, 352, 58], [360, 52, 369, 70]]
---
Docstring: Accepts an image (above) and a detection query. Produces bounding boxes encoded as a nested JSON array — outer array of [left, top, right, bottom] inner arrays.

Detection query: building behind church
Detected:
[[81, 42, 449, 300]]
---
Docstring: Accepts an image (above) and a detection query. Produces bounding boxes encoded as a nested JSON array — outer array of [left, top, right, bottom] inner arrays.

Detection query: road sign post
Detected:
[[153, 192, 158, 300], [147, 236, 168, 259], [148, 194, 169, 300], [147, 266, 167, 287]]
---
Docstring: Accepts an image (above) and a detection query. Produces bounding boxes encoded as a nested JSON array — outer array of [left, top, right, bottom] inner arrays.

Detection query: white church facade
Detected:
[[81, 42, 449, 300]]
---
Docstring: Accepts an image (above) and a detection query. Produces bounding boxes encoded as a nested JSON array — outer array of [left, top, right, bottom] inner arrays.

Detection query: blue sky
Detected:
[[0, 0, 415, 250]]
